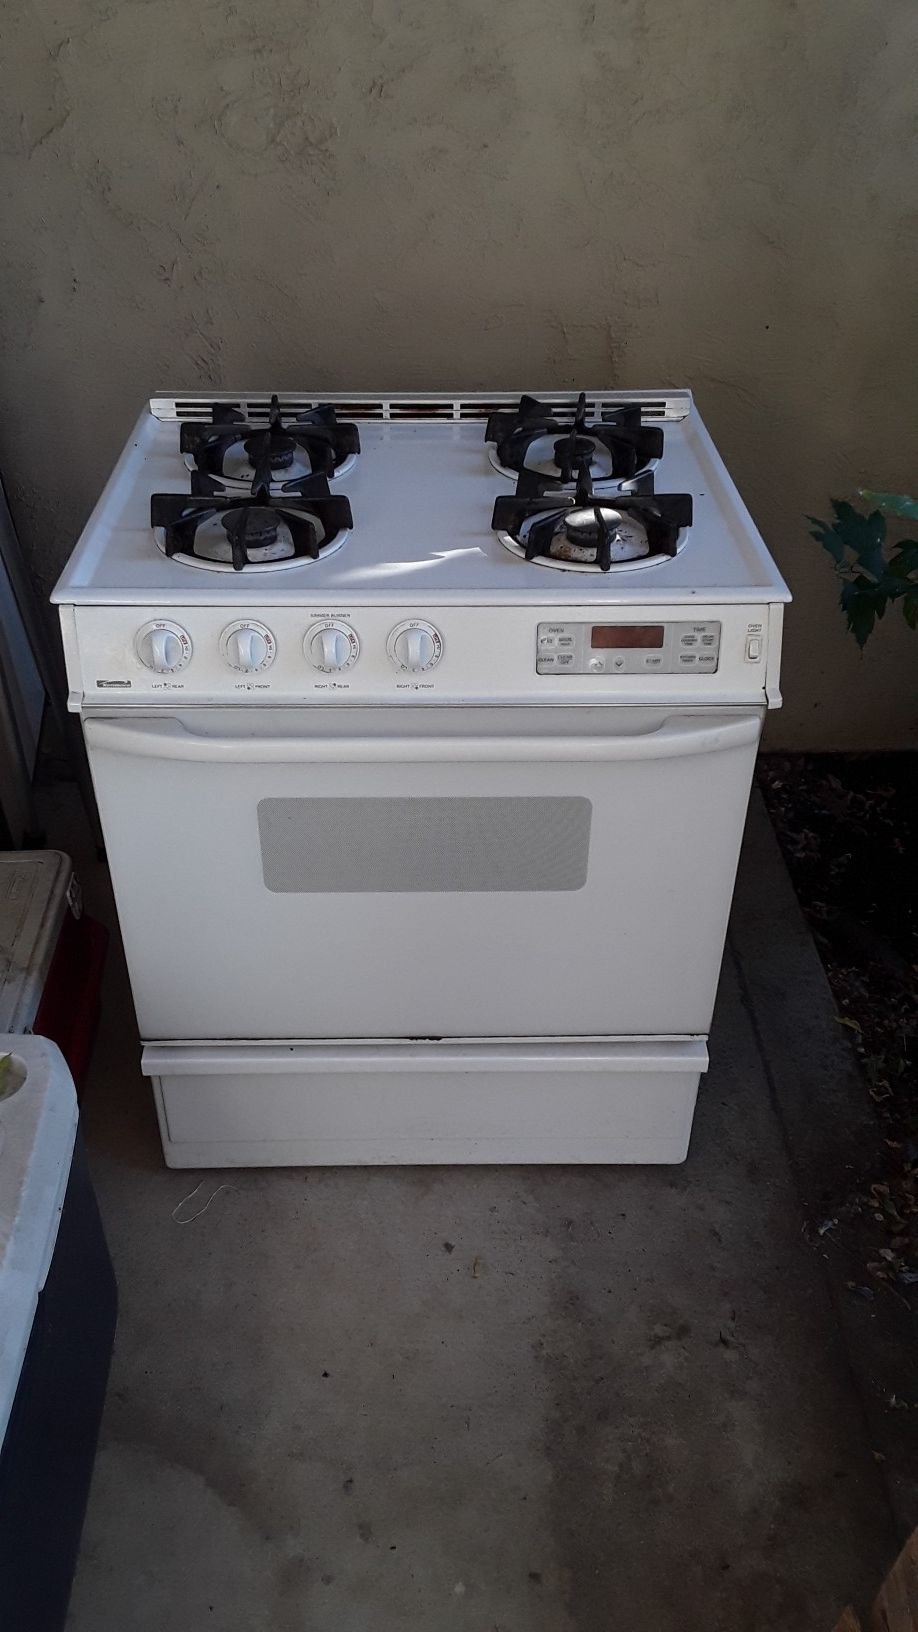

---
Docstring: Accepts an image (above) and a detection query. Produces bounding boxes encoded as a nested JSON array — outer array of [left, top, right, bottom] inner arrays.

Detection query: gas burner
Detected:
[[150, 478, 352, 573], [556, 506, 651, 565], [492, 469, 692, 573], [180, 395, 360, 494], [485, 391, 663, 491]]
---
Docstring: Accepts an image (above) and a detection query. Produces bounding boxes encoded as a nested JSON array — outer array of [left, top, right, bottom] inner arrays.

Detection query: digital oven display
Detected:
[[591, 626, 665, 650]]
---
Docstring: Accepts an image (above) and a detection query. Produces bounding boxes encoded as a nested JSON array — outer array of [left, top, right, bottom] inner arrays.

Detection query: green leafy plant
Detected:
[[809, 490, 918, 647]]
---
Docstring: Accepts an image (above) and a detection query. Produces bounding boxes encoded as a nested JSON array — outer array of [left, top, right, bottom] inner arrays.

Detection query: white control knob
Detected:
[[305, 621, 359, 672], [135, 620, 192, 673], [220, 620, 276, 672], [387, 620, 443, 673]]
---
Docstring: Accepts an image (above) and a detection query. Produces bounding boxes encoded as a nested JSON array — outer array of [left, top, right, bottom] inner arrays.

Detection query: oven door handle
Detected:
[[84, 711, 762, 763]]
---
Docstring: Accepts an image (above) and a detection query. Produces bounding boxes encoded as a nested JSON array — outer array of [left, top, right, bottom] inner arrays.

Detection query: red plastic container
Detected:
[[0, 851, 107, 1098]]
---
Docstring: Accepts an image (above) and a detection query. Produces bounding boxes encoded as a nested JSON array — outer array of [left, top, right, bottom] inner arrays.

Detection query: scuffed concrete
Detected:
[[1, 0, 918, 746], [68, 967, 897, 1631], [49, 788, 897, 1632], [733, 793, 918, 1536]]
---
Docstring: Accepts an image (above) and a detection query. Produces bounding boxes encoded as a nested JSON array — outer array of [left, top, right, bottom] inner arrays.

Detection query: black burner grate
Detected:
[[179, 394, 360, 493], [151, 478, 352, 570], [492, 467, 692, 572], [486, 391, 663, 484]]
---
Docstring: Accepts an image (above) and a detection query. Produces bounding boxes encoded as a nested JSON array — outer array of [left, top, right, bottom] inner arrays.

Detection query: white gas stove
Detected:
[[54, 391, 789, 1167]]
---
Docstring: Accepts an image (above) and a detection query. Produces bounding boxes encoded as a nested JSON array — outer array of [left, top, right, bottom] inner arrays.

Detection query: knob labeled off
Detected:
[[305, 620, 360, 672], [387, 620, 443, 673], [220, 621, 276, 672], [135, 620, 192, 674]]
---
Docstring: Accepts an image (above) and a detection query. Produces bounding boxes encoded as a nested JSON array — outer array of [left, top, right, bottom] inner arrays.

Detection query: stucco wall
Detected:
[[1, 0, 916, 746]]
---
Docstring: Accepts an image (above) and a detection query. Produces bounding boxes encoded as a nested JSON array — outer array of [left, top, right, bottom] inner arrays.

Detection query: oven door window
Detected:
[[258, 797, 591, 894]]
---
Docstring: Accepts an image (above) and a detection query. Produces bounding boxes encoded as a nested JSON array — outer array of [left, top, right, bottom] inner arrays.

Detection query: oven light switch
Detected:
[[745, 634, 763, 663]]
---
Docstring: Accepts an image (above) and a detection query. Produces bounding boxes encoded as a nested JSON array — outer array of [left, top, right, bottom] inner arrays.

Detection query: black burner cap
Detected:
[[244, 432, 296, 472], [223, 505, 279, 550], [555, 434, 594, 460]]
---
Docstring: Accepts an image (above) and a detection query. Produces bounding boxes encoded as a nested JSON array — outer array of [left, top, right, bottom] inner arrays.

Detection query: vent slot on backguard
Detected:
[[151, 393, 686, 424]]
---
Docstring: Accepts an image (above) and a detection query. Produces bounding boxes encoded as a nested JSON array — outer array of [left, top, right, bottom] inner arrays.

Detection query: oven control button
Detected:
[[220, 620, 276, 672], [387, 620, 443, 672], [305, 621, 359, 672], [135, 620, 192, 673]]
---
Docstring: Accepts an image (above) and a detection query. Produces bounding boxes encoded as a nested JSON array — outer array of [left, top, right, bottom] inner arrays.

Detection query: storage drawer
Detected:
[[143, 1037, 708, 1168]]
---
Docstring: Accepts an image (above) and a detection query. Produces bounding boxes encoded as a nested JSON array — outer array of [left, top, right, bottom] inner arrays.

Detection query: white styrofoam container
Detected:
[[0, 1035, 78, 1448], [0, 851, 74, 1034]]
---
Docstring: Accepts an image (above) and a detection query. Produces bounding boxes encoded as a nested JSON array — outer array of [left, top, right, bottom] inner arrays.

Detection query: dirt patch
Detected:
[[758, 753, 917, 1299]]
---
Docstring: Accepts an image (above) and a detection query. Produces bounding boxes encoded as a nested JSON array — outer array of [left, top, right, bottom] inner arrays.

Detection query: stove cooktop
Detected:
[[52, 391, 790, 608]]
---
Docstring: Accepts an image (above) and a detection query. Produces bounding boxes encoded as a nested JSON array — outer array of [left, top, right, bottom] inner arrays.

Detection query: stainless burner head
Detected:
[[549, 506, 650, 565]]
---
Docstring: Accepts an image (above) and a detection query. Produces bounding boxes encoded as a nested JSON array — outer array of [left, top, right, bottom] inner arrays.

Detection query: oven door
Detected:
[[84, 706, 763, 1041]]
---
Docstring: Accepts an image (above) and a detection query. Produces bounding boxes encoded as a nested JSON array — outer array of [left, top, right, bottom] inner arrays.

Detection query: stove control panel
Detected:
[[64, 603, 780, 708], [537, 620, 721, 675]]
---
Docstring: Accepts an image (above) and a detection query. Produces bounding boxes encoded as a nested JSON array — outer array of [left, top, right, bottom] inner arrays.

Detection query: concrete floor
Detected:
[[58, 798, 897, 1632]]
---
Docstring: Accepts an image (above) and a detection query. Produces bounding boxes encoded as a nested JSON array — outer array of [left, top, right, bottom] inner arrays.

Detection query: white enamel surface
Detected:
[[54, 395, 790, 608], [84, 704, 762, 1041], [145, 1038, 706, 1167]]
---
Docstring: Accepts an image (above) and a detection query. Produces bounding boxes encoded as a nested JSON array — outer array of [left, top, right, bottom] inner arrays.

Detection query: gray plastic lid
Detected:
[[0, 851, 72, 1033]]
